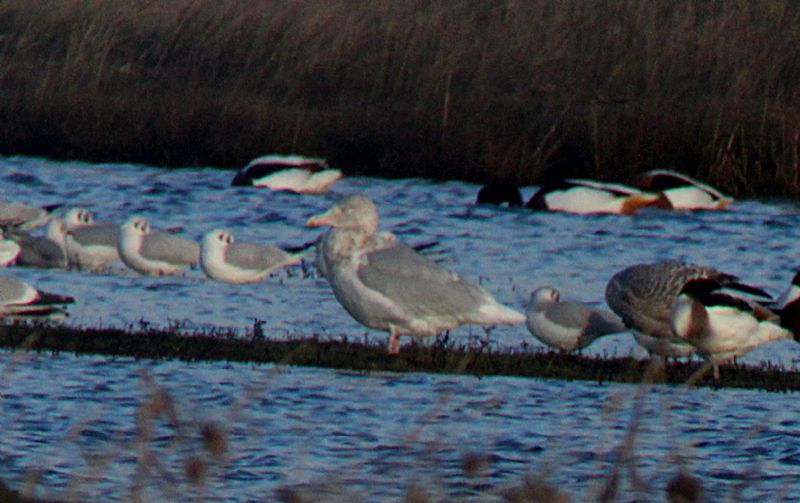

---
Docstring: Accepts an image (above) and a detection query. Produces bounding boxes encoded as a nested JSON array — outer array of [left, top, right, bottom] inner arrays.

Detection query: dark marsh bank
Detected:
[[2, 1, 800, 196], [3, 322, 800, 392]]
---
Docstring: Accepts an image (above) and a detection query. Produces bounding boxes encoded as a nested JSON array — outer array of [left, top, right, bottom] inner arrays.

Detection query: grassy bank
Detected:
[[2, 322, 800, 392], [1, 1, 800, 196]]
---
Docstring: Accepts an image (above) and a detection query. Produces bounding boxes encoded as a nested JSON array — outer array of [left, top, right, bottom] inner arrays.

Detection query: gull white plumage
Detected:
[[0, 230, 21, 266], [0, 274, 74, 319], [671, 278, 791, 380], [118, 216, 199, 276], [525, 286, 626, 351], [10, 218, 69, 269], [307, 194, 526, 354], [0, 200, 62, 230], [62, 207, 120, 270], [200, 229, 304, 283]]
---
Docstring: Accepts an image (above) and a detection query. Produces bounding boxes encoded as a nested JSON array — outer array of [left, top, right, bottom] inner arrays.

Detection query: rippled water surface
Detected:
[[3, 156, 800, 500]]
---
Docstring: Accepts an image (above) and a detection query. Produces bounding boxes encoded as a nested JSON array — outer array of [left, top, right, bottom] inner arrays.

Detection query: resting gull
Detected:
[[0, 274, 74, 318], [231, 155, 342, 193], [525, 286, 626, 352], [0, 230, 21, 266], [671, 277, 790, 380], [200, 229, 304, 283], [9, 218, 68, 269], [605, 260, 771, 358], [62, 208, 120, 270], [307, 194, 526, 353], [0, 200, 62, 230], [118, 216, 199, 276]]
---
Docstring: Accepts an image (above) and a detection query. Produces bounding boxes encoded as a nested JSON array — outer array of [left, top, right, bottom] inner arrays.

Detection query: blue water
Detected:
[[3, 155, 800, 500]]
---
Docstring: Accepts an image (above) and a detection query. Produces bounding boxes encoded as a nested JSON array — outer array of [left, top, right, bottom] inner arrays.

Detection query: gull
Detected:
[[200, 229, 304, 283], [8, 218, 68, 269], [605, 260, 771, 359], [0, 274, 74, 319], [62, 208, 120, 270], [671, 277, 791, 380], [0, 200, 62, 230], [231, 155, 342, 193], [307, 194, 526, 354], [636, 169, 732, 210], [0, 230, 21, 266], [118, 216, 199, 276], [526, 179, 670, 215], [525, 286, 627, 351]]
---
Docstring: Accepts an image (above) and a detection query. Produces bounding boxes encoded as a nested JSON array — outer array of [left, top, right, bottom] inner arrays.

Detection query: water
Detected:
[[2, 155, 800, 500]]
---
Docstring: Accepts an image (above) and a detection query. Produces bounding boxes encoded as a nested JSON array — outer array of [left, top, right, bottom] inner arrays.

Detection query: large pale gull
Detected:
[[307, 194, 526, 354]]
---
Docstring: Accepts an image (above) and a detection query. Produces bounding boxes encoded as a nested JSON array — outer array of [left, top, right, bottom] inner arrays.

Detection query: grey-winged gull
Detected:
[[526, 179, 670, 214], [306, 194, 526, 354], [605, 260, 771, 358], [525, 286, 626, 352], [62, 207, 120, 270], [0, 230, 21, 266], [671, 277, 790, 380], [0, 200, 62, 230], [636, 170, 732, 210], [200, 229, 304, 283], [8, 218, 68, 269], [231, 154, 342, 193], [118, 216, 199, 276], [0, 274, 74, 318]]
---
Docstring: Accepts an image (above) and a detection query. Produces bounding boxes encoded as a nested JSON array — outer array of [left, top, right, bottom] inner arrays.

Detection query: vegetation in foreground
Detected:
[[1, 321, 799, 392], [2, 1, 800, 197], [0, 321, 725, 502]]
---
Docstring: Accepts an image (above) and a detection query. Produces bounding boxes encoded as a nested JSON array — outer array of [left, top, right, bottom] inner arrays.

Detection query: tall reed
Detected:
[[1, 0, 799, 196]]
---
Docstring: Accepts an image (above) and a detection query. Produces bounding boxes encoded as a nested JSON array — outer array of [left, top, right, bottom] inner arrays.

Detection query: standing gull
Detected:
[[525, 286, 626, 352], [200, 229, 304, 283], [671, 278, 790, 380], [307, 194, 526, 354], [118, 216, 199, 276], [0, 274, 74, 318], [605, 260, 771, 358], [62, 208, 120, 270]]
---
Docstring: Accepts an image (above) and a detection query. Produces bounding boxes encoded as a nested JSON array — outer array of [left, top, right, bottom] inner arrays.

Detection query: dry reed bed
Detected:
[[1, 1, 800, 196]]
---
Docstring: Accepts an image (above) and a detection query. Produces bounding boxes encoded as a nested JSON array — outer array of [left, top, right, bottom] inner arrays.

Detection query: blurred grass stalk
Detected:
[[1, 0, 799, 196]]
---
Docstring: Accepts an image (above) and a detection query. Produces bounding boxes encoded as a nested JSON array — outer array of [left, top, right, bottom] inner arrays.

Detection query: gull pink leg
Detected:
[[388, 333, 402, 354]]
